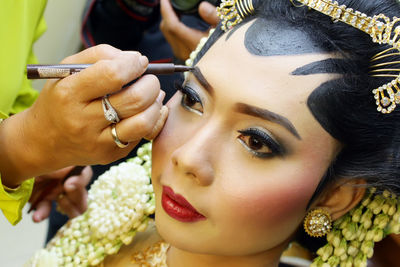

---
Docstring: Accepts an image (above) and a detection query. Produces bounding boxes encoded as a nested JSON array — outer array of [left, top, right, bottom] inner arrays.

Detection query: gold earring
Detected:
[[304, 208, 332, 237]]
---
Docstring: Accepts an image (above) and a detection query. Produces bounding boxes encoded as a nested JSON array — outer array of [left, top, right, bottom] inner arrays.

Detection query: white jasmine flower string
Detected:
[[25, 143, 154, 267], [311, 188, 400, 267]]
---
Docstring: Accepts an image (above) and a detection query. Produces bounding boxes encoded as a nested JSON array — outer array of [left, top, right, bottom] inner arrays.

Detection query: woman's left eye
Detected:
[[176, 83, 203, 115], [237, 128, 285, 158]]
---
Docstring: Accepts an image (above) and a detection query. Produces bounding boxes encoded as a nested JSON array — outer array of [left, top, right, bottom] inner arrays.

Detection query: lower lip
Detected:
[[161, 187, 206, 223]]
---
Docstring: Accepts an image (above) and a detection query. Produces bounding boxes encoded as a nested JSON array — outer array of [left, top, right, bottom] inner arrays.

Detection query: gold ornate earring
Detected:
[[304, 208, 332, 237]]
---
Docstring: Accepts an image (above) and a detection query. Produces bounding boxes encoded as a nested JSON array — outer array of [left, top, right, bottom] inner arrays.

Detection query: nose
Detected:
[[170, 124, 217, 186]]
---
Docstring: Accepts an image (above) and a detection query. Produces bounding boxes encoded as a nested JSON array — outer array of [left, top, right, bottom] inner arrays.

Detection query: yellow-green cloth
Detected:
[[0, 0, 47, 225]]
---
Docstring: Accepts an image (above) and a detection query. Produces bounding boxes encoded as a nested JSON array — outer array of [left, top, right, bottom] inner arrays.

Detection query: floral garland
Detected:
[[311, 188, 400, 267], [26, 143, 154, 267]]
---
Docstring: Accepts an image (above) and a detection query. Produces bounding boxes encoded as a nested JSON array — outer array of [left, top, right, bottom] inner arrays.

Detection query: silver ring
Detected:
[[111, 124, 129, 148], [102, 95, 120, 123]]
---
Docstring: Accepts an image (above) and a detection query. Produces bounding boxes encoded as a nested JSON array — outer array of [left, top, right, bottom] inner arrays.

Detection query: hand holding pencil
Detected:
[[0, 45, 172, 192]]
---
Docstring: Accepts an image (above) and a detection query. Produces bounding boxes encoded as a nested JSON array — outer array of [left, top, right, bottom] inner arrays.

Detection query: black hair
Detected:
[[194, 0, 400, 202]]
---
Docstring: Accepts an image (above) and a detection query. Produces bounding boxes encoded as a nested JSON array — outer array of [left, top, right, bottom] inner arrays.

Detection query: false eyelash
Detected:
[[238, 128, 286, 158], [174, 81, 202, 103]]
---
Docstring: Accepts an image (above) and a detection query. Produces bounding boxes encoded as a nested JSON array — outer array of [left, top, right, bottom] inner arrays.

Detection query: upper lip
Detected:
[[163, 186, 204, 215]]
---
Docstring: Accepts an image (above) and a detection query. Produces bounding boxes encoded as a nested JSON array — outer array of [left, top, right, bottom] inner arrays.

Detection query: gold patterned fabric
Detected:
[[130, 241, 169, 267]]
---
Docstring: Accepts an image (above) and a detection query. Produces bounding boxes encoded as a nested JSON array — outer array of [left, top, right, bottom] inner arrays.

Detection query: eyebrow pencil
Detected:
[[26, 63, 194, 79]]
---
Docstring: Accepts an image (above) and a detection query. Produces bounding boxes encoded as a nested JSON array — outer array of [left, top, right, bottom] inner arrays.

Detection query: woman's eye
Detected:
[[237, 128, 285, 158], [176, 83, 203, 115]]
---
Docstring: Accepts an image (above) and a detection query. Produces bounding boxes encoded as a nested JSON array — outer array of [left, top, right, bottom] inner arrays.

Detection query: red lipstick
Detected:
[[162, 186, 205, 222]]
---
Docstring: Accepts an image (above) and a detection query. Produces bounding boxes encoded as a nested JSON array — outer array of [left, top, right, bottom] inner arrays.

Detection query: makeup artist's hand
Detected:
[[29, 166, 92, 222], [0, 44, 168, 188], [160, 0, 219, 61]]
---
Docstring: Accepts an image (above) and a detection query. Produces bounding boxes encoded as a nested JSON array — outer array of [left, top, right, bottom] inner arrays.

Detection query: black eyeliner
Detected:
[[238, 128, 286, 157]]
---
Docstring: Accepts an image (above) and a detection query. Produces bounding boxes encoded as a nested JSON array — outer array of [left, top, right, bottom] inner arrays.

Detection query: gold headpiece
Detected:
[[217, 0, 255, 31], [217, 0, 400, 114], [292, 0, 400, 114]]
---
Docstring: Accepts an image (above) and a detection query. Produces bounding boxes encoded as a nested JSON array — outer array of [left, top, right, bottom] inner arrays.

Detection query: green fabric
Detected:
[[0, 0, 47, 225], [0, 178, 35, 225]]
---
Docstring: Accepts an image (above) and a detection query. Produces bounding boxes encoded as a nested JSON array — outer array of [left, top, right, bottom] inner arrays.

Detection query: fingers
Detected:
[[57, 46, 149, 101], [32, 200, 52, 223], [160, 0, 180, 25], [57, 194, 81, 218], [60, 44, 121, 64], [199, 1, 220, 26], [160, 0, 194, 38], [101, 99, 164, 146], [63, 166, 92, 193], [85, 75, 162, 128], [62, 166, 92, 215], [145, 105, 169, 140], [160, 0, 209, 60]]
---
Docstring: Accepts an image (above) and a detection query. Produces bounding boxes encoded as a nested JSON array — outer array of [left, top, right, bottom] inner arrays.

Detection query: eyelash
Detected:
[[175, 82, 203, 116], [175, 82, 285, 159], [237, 128, 285, 158]]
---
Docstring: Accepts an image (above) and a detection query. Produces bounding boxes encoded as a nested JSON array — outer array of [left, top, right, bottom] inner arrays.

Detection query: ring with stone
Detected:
[[111, 123, 129, 148], [102, 95, 120, 123]]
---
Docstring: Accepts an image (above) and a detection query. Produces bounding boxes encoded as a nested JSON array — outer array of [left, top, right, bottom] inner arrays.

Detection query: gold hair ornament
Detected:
[[217, 0, 255, 32], [290, 0, 400, 114]]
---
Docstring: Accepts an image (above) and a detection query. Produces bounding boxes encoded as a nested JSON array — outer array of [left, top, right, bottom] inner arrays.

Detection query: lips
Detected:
[[161, 186, 205, 222]]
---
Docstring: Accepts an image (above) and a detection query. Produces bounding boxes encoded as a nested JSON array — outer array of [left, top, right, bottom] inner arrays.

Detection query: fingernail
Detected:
[[66, 184, 76, 191], [34, 214, 41, 222], [156, 91, 166, 105], [139, 56, 149, 68]]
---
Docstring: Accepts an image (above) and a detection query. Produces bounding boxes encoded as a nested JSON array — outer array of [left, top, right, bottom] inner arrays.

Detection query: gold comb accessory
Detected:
[[217, 0, 255, 32], [291, 0, 400, 113]]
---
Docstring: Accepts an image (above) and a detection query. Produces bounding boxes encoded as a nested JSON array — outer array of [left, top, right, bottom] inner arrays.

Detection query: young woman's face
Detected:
[[152, 21, 340, 256]]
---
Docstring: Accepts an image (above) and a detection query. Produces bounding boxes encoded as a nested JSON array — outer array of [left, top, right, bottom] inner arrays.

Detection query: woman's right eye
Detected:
[[176, 83, 203, 116]]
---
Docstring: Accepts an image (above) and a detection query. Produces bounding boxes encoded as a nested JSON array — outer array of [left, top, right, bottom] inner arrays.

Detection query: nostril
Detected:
[[186, 172, 201, 185]]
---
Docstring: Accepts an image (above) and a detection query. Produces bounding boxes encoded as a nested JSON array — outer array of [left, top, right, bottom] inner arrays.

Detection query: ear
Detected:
[[312, 179, 366, 221]]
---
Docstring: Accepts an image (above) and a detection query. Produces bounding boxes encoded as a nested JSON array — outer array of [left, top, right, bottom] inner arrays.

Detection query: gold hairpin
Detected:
[[290, 0, 400, 113], [217, 0, 255, 32], [217, 0, 400, 113]]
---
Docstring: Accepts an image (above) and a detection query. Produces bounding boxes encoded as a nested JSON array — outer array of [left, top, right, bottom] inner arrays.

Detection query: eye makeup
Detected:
[[175, 77, 288, 159], [174, 81, 204, 116], [238, 127, 286, 158]]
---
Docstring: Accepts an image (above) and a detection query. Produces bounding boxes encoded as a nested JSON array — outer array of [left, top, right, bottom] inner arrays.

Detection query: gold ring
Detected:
[[111, 123, 129, 148]]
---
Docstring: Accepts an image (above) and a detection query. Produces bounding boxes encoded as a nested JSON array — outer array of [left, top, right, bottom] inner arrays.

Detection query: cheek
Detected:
[[213, 162, 325, 243]]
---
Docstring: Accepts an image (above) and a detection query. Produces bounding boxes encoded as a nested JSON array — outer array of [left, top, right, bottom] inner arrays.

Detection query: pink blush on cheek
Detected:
[[220, 176, 319, 236]]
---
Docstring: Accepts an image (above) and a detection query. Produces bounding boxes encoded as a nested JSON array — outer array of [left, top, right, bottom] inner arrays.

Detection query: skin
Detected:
[[0, 45, 167, 189], [160, 0, 220, 61], [0, 45, 168, 222], [151, 21, 342, 266], [29, 166, 93, 222]]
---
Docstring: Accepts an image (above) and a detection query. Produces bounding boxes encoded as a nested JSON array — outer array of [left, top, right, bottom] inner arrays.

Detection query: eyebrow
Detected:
[[191, 67, 301, 139], [291, 58, 347, 76], [192, 67, 214, 96], [234, 103, 301, 140]]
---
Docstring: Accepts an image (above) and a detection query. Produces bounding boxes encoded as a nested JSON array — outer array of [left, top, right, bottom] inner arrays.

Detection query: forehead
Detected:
[[195, 20, 335, 141]]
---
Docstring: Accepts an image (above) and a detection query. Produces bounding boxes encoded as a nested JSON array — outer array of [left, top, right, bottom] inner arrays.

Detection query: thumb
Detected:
[[199, 1, 220, 27]]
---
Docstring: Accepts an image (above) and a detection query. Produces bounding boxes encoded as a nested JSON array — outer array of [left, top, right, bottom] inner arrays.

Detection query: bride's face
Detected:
[[152, 21, 340, 256]]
